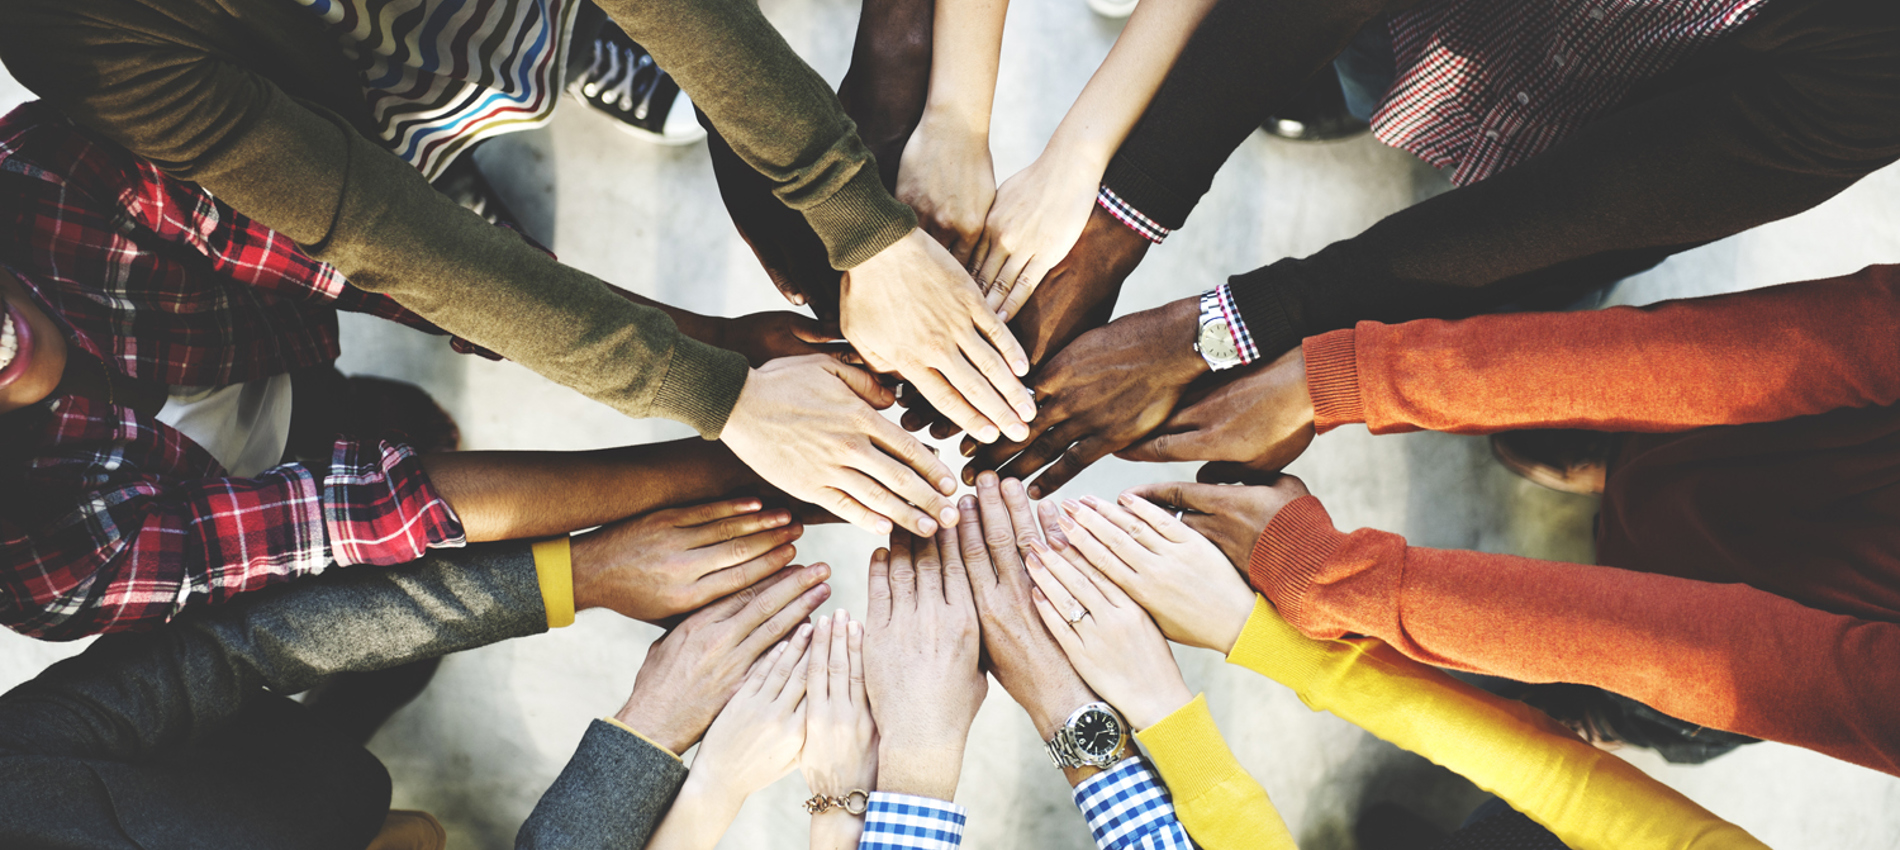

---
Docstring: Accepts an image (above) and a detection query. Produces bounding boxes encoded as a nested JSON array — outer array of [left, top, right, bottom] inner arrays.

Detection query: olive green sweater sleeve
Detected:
[[595, 0, 917, 269], [0, 0, 748, 437]]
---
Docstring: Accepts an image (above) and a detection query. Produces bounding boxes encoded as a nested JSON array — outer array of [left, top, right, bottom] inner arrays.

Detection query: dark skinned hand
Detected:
[[1120, 472, 1313, 571], [716, 311, 851, 369], [963, 296, 1208, 498], [1118, 346, 1316, 474]]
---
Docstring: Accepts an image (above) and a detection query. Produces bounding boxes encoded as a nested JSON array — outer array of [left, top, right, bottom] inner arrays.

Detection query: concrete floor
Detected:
[[3, 2, 1900, 847]]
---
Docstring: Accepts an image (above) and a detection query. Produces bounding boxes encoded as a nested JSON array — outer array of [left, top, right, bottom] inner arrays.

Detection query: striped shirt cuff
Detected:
[[1074, 758, 1195, 850], [1212, 282, 1262, 364], [1096, 186, 1171, 244], [859, 792, 968, 850]]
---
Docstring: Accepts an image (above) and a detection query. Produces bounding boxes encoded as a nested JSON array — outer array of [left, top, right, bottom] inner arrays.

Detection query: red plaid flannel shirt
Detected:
[[0, 102, 480, 640], [1376, 0, 1766, 186]]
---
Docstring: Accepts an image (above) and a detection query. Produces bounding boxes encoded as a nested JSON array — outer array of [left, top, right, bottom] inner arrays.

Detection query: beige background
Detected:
[[3, 1, 1899, 846]]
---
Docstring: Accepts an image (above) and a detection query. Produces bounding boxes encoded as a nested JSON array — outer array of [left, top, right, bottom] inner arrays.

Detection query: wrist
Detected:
[[918, 97, 992, 140], [876, 739, 965, 800], [1025, 680, 1101, 740], [1119, 683, 1196, 733], [613, 700, 694, 756], [1159, 297, 1212, 382]]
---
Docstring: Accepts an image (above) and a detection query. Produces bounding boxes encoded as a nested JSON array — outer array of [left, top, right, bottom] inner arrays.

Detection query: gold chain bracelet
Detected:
[[803, 789, 870, 816]]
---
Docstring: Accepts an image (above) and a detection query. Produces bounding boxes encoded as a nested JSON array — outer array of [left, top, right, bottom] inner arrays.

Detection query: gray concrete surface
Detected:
[[3, 2, 1900, 847]]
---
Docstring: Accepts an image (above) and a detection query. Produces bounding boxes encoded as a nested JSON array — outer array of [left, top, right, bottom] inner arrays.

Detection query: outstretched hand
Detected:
[[841, 229, 1034, 446], [716, 311, 850, 368], [1120, 346, 1315, 472], [1122, 472, 1313, 572], [970, 157, 1101, 321]]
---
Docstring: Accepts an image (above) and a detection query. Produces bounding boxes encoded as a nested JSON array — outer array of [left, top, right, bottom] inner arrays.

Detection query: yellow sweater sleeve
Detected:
[[1226, 597, 1765, 850], [1136, 694, 1297, 850], [531, 536, 576, 629]]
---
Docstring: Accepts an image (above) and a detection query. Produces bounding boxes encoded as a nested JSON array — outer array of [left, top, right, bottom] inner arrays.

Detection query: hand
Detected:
[[1024, 536, 1195, 733], [1122, 473, 1313, 573], [971, 157, 1102, 320], [897, 113, 996, 265], [957, 473, 1097, 741], [965, 296, 1207, 496], [615, 563, 832, 754], [841, 229, 1034, 445], [1044, 495, 1252, 654], [897, 205, 1150, 441], [571, 497, 804, 625], [715, 311, 850, 368], [1120, 347, 1315, 472], [862, 528, 986, 801], [689, 622, 815, 801], [802, 611, 878, 798], [722, 354, 959, 537]]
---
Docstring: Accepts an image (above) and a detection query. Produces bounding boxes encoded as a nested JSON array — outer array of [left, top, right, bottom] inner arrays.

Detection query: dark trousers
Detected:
[[1104, 0, 1900, 362]]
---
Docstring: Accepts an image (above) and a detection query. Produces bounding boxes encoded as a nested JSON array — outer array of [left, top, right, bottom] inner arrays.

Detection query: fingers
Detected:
[[1117, 422, 1219, 464], [937, 520, 975, 609], [808, 614, 834, 706], [955, 494, 996, 587], [706, 563, 815, 622], [833, 468, 937, 538], [735, 573, 832, 661], [886, 532, 918, 610], [985, 416, 1088, 489], [969, 299, 1032, 380], [1123, 481, 1230, 517], [864, 414, 959, 514], [689, 541, 800, 604], [820, 487, 893, 536], [868, 547, 893, 623], [827, 610, 851, 708], [992, 253, 1031, 315], [1024, 549, 1086, 626], [909, 367, 1001, 445], [937, 349, 1032, 445], [1026, 435, 1113, 499], [974, 242, 1010, 309], [846, 616, 867, 710], [913, 525, 945, 605], [689, 511, 801, 561], [1050, 504, 1140, 593], [998, 477, 1039, 548], [1037, 500, 1073, 554], [826, 359, 899, 411], [766, 621, 816, 700], [1073, 496, 1169, 564], [1028, 534, 1111, 613], [671, 497, 765, 529], [1117, 492, 1197, 545], [790, 315, 844, 344], [1029, 583, 1085, 660], [998, 261, 1047, 322]]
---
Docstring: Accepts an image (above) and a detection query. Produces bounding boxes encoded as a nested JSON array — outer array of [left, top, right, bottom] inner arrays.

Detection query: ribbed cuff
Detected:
[[1100, 155, 1195, 230], [1302, 330, 1363, 433], [1135, 695, 1242, 804], [1225, 262, 1303, 363], [649, 335, 749, 439], [803, 164, 920, 270], [531, 536, 575, 629], [1248, 496, 1347, 630], [600, 717, 685, 763], [1226, 596, 1332, 695]]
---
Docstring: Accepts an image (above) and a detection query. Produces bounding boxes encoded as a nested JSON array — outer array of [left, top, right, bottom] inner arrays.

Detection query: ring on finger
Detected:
[[1065, 607, 1089, 625]]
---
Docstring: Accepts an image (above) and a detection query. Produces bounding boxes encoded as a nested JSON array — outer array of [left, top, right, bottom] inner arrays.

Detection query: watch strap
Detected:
[[1196, 289, 1245, 371]]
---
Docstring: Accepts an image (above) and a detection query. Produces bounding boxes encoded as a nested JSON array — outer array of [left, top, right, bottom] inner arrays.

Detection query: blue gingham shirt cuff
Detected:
[[1074, 757, 1196, 849], [857, 792, 968, 850]]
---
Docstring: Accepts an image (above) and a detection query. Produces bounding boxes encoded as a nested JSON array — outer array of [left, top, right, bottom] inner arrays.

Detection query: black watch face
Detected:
[[1073, 709, 1124, 758]]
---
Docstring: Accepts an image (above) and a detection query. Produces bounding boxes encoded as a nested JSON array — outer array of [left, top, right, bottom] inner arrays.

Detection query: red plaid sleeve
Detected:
[[2, 405, 464, 640]]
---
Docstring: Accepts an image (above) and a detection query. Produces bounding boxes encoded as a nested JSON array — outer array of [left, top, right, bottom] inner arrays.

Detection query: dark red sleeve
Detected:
[[1302, 265, 1900, 435], [1247, 496, 1900, 778]]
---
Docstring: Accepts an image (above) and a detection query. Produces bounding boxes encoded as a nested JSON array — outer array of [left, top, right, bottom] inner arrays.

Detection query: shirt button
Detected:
[[1589, 8, 1605, 19], [1552, 54, 1566, 67], [1484, 130, 1501, 141], [1516, 92, 1530, 105]]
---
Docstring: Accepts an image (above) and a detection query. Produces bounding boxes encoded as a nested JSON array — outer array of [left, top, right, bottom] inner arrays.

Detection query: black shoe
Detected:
[[567, 23, 705, 145], [1490, 429, 1621, 495], [1263, 70, 1370, 142], [430, 149, 531, 237], [1520, 683, 1759, 765], [303, 657, 443, 747]]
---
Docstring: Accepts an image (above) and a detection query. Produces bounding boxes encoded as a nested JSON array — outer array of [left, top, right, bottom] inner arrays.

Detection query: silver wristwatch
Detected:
[[1045, 702, 1128, 770], [1195, 289, 1245, 371]]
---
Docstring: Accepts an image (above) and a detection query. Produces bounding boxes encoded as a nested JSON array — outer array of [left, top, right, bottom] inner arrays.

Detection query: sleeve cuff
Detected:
[[1136, 695, 1248, 801], [1071, 757, 1189, 850], [802, 164, 919, 270], [1247, 496, 1348, 630], [532, 536, 575, 629], [648, 334, 750, 440], [1225, 596, 1334, 696], [324, 440, 467, 566], [1096, 185, 1171, 243], [599, 716, 684, 763], [1303, 329, 1364, 432], [862, 792, 967, 850]]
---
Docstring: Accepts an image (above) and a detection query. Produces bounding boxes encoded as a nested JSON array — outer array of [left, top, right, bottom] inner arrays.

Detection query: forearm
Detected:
[[1250, 497, 1900, 778], [1225, 596, 1770, 850], [1301, 266, 1900, 435], [921, 0, 1007, 139], [811, 814, 865, 850], [1041, 0, 1219, 175], [419, 439, 759, 541], [643, 775, 744, 850]]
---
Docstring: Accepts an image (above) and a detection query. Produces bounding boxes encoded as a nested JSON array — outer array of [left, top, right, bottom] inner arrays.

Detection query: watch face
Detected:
[[1199, 320, 1239, 362], [1072, 708, 1124, 758]]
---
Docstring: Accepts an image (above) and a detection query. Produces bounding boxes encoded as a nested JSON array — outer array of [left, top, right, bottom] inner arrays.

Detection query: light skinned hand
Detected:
[[958, 473, 1098, 742], [572, 497, 804, 625], [1122, 473, 1314, 574], [689, 624, 816, 802], [722, 354, 959, 538], [1049, 494, 1253, 654], [862, 528, 987, 801], [615, 563, 832, 754], [897, 115, 997, 266], [1024, 541, 1195, 733], [841, 228, 1035, 445], [965, 297, 1206, 496], [970, 156, 1101, 321], [1119, 346, 1315, 472], [802, 611, 878, 797]]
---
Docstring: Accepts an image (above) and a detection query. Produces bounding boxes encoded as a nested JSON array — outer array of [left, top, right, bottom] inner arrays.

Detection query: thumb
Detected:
[[790, 314, 844, 344], [1116, 425, 1217, 464], [826, 360, 897, 410]]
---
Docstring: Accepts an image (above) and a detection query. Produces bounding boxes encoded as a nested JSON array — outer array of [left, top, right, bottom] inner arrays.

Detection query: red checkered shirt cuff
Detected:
[[324, 439, 467, 566]]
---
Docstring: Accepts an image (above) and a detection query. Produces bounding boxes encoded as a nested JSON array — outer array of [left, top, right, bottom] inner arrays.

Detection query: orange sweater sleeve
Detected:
[[1303, 265, 1900, 435], [1248, 496, 1900, 778]]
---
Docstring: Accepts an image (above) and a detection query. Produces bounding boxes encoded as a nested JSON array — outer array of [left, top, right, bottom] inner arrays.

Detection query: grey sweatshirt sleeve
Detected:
[[516, 719, 690, 849], [0, 541, 547, 763]]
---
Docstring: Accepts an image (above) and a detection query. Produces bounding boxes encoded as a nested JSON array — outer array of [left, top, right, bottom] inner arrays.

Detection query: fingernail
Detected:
[[815, 616, 829, 631], [1082, 495, 1105, 509], [1004, 423, 1029, 442], [978, 426, 1001, 443], [876, 518, 893, 534], [1016, 401, 1037, 421], [1119, 493, 1135, 505], [961, 495, 977, 511], [1061, 499, 1081, 515], [810, 563, 831, 580], [848, 620, 862, 635], [773, 641, 789, 654], [918, 518, 938, 536], [1027, 484, 1042, 499], [961, 440, 978, 458], [1013, 359, 1030, 376], [767, 512, 789, 527], [940, 507, 959, 527], [938, 477, 956, 495]]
